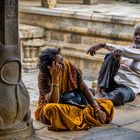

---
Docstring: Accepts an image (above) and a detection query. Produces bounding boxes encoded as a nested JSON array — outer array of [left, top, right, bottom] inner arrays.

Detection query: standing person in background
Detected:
[[87, 24, 140, 106]]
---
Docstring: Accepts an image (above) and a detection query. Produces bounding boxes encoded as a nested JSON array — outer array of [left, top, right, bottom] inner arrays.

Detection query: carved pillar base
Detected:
[[0, 120, 34, 139], [22, 39, 46, 71], [83, 0, 98, 4]]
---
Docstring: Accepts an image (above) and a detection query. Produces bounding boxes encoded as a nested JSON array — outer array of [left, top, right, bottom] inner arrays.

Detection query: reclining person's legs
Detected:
[[97, 52, 135, 106]]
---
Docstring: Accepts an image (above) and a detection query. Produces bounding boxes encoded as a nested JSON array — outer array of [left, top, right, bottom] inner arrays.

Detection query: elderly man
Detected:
[[87, 24, 140, 106]]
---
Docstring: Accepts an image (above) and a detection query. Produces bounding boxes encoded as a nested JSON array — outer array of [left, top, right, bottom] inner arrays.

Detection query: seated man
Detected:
[[87, 24, 140, 106], [35, 48, 114, 131]]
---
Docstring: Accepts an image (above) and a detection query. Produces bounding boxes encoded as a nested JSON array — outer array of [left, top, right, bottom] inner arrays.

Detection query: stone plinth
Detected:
[[83, 0, 98, 4], [41, 0, 57, 8]]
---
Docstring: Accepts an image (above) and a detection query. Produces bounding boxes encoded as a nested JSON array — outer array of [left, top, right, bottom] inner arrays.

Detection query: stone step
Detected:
[[20, 36, 105, 79], [43, 40, 105, 80], [19, 6, 138, 46], [19, 24, 45, 39]]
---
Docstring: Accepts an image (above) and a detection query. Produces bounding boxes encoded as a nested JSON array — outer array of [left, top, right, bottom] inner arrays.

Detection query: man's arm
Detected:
[[105, 43, 140, 60]]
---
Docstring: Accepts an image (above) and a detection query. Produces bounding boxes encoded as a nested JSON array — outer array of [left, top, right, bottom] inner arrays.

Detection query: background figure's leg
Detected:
[[107, 85, 135, 106], [98, 52, 120, 89]]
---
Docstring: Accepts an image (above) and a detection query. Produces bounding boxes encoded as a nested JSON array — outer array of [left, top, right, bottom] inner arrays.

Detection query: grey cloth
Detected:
[[98, 52, 135, 106], [105, 43, 140, 94]]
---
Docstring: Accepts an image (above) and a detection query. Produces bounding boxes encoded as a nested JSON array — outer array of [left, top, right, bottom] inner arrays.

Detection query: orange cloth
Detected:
[[35, 99, 114, 131], [35, 60, 114, 130]]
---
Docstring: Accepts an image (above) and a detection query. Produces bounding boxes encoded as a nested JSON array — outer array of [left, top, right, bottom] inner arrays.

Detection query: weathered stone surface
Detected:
[[0, 0, 33, 139], [78, 127, 140, 140], [128, 95, 140, 107], [19, 6, 135, 43], [18, 3, 140, 78], [19, 24, 45, 39], [22, 39, 46, 47], [112, 105, 140, 126], [50, 31, 64, 41], [83, 0, 98, 4], [41, 0, 57, 8], [32, 124, 115, 140], [122, 120, 140, 132], [22, 70, 140, 140]]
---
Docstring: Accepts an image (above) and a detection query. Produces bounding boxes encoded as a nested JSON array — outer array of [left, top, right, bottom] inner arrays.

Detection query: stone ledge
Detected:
[[45, 40, 107, 58], [19, 10, 135, 42], [19, 6, 140, 25], [19, 24, 45, 39], [22, 39, 47, 47], [45, 25, 132, 41], [43, 40, 104, 80]]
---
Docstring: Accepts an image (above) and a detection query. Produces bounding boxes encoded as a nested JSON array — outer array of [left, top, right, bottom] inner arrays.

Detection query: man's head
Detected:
[[133, 24, 140, 45]]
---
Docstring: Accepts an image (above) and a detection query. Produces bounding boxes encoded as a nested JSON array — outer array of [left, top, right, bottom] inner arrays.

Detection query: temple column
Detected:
[[0, 0, 34, 139]]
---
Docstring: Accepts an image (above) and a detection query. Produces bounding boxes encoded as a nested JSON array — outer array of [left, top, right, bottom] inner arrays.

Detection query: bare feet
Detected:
[[95, 86, 107, 98]]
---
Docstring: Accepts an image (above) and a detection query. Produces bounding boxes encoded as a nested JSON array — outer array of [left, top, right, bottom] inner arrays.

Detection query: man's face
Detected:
[[133, 27, 140, 45]]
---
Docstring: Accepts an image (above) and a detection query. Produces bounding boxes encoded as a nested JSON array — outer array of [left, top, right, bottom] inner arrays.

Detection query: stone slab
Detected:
[[78, 127, 140, 140], [122, 120, 140, 132], [112, 105, 140, 126], [128, 95, 140, 107], [33, 124, 116, 140]]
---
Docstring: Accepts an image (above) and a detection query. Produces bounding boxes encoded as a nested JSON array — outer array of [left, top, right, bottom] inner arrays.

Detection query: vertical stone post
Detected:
[[129, 0, 140, 3], [0, 0, 34, 139], [83, 0, 98, 4], [41, 0, 57, 8]]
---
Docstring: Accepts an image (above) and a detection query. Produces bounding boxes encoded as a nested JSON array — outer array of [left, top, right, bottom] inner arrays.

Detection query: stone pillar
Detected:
[[0, 0, 34, 139], [41, 0, 57, 8], [83, 0, 98, 4], [129, 0, 140, 3]]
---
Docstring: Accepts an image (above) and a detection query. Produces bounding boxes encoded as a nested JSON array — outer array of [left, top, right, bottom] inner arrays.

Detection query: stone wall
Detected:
[[19, 6, 139, 80]]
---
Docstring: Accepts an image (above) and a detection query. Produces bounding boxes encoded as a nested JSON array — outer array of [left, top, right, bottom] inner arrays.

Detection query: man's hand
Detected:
[[113, 49, 122, 61], [87, 43, 106, 56]]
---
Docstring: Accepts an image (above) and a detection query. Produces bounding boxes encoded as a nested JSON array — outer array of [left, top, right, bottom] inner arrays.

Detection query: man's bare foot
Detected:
[[96, 92, 109, 99], [95, 86, 107, 98]]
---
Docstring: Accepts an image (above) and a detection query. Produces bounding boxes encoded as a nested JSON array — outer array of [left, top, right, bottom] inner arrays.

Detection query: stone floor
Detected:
[[22, 71, 140, 140], [20, 1, 140, 139]]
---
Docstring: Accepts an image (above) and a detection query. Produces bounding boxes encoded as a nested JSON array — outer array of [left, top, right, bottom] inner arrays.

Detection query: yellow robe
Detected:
[[35, 60, 114, 130]]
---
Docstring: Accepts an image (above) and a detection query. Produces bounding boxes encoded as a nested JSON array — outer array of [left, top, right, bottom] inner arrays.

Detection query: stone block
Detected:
[[83, 0, 98, 4], [79, 127, 140, 140], [41, 0, 57, 8], [112, 105, 140, 126], [50, 31, 64, 41], [19, 24, 45, 39], [122, 120, 140, 132], [129, 0, 140, 3], [67, 34, 81, 44]]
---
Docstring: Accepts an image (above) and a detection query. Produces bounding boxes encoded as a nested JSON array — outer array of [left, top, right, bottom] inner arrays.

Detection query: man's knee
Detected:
[[104, 52, 114, 60]]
